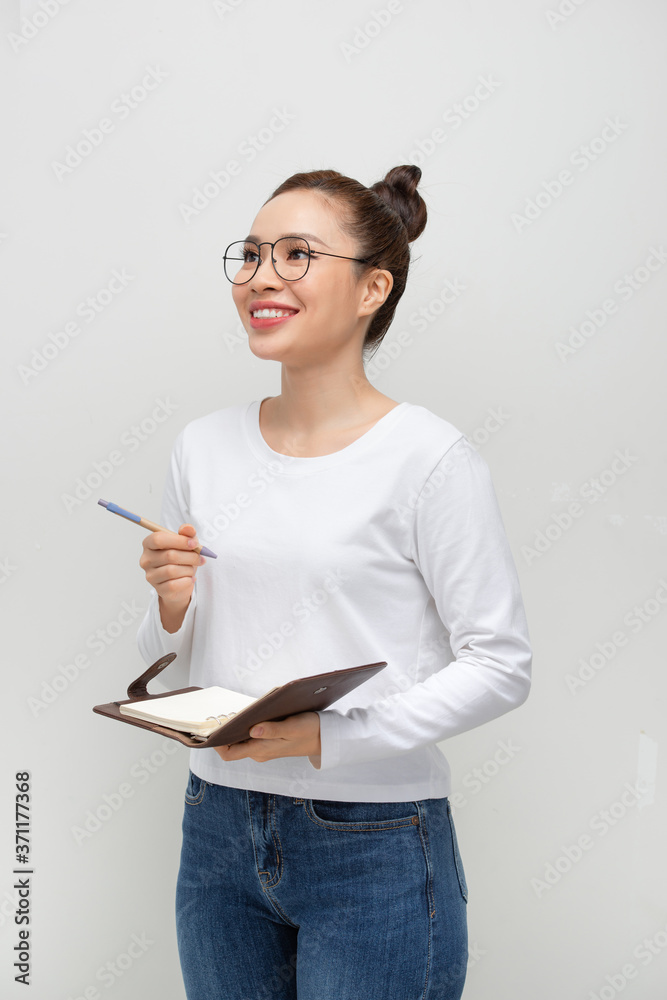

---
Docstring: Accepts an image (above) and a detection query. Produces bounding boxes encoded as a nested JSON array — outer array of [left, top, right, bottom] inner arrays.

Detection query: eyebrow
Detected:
[[244, 232, 331, 248]]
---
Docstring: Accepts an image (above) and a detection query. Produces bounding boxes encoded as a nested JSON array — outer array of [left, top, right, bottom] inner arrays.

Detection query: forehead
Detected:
[[249, 189, 344, 242]]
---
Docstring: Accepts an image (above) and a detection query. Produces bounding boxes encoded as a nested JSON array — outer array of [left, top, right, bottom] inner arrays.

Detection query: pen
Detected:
[[97, 499, 218, 558]]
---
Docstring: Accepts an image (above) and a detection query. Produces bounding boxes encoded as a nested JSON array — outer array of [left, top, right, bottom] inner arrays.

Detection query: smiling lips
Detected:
[[249, 301, 299, 329]]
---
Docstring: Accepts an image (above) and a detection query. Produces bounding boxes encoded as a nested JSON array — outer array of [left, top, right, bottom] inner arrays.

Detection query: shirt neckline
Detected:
[[244, 398, 412, 475]]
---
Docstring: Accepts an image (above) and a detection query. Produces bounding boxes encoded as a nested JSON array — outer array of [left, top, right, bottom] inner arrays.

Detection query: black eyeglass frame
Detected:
[[222, 237, 373, 285]]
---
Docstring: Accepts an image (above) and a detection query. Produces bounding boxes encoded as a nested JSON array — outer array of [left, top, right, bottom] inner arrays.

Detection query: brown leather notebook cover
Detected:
[[92, 653, 388, 748]]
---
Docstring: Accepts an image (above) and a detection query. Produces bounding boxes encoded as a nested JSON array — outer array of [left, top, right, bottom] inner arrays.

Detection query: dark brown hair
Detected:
[[264, 165, 427, 361]]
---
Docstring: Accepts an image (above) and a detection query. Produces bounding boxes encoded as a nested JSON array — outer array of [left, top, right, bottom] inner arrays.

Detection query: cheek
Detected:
[[312, 274, 354, 312], [232, 289, 249, 319]]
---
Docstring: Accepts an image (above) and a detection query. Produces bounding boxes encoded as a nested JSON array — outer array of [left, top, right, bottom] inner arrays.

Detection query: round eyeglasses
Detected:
[[222, 236, 370, 284]]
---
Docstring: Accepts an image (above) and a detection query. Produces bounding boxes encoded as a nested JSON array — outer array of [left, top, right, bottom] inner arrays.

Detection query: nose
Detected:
[[250, 242, 283, 290]]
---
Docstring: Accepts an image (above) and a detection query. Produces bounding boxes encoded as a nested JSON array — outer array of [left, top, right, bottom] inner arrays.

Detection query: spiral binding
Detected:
[[205, 711, 237, 726], [186, 711, 237, 741]]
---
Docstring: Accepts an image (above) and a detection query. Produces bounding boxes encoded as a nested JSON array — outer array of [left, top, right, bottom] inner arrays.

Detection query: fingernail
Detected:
[[187, 538, 196, 548]]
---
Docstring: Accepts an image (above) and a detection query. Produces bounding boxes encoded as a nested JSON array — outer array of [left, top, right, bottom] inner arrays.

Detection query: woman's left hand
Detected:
[[214, 711, 321, 766]]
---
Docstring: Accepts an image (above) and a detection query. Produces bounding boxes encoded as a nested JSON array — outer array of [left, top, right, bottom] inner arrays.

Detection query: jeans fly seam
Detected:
[[246, 791, 268, 886], [265, 794, 284, 889]]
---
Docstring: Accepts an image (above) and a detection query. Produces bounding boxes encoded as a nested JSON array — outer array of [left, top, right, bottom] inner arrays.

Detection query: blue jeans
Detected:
[[175, 769, 468, 1000]]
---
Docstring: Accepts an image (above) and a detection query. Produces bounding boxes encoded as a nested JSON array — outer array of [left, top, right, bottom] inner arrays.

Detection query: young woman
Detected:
[[136, 164, 532, 1000]]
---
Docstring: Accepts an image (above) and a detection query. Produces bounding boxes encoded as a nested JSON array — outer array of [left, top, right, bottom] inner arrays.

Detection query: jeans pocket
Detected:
[[184, 769, 208, 806], [446, 799, 468, 902], [305, 797, 421, 831]]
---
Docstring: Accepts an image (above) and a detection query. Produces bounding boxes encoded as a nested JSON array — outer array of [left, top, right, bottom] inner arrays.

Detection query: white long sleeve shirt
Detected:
[[136, 398, 532, 802]]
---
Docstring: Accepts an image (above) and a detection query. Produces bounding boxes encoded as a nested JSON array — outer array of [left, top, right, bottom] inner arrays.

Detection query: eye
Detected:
[[286, 247, 314, 261], [242, 246, 259, 262]]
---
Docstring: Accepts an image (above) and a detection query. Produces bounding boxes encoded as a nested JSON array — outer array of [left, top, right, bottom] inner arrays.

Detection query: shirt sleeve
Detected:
[[136, 427, 198, 673], [310, 435, 532, 771]]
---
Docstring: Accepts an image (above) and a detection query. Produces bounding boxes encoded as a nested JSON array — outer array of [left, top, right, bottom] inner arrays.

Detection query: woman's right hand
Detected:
[[139, 523, 205, 631]]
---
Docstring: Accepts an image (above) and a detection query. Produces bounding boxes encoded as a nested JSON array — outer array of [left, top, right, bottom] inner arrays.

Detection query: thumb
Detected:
[[178, 523, 200, 548], [249, 724, 267, 738]]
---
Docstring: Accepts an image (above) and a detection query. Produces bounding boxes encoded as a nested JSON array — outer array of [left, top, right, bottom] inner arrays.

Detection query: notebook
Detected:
[[93, 654, 389, 749], [120, 685, 262, 738]]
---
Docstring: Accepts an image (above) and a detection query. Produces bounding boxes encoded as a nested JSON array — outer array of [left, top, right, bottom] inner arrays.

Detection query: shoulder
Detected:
[[165, 403, 251, 473], [400, 402, 470, 465], [399, 403, 496, 496], [171, 401, 250, 451], [404, 403, 464, 445]]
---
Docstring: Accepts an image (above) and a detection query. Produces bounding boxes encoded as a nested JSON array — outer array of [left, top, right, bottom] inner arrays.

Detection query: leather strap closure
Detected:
[[127, 653, 178, 700]]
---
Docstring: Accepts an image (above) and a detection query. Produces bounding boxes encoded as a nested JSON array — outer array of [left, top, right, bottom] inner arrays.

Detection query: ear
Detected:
[[358, 268, 393, 317]]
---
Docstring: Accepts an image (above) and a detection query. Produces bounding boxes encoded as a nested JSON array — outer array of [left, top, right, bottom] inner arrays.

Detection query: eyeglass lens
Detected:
[[224, 237, 312, 284]]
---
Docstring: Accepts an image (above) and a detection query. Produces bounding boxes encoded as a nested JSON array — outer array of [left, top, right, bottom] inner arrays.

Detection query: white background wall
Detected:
[[1, 1, 665, 998]]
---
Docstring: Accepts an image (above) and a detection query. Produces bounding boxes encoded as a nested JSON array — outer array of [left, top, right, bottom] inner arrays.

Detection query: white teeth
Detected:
[[252, 309, 295, 318]]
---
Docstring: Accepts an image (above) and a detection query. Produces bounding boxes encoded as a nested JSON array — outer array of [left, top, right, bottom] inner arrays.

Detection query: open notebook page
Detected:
[[119, 685, 258, 736]]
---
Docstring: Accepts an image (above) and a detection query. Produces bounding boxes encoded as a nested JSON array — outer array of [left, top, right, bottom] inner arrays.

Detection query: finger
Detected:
[[143, 529, 198, 553], [149, 547, 203, 568], [142, 541, 202, 571], [148, 568, 198, 590], [140, 555, 202, 583], [178, 524, 204, 552]]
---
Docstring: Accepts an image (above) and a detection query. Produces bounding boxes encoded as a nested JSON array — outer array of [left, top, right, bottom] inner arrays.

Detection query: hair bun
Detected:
[[369, 164, 427, 242]]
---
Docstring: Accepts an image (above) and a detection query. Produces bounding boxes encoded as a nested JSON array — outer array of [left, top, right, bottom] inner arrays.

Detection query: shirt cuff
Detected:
[[312, 707, 354, 771]]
